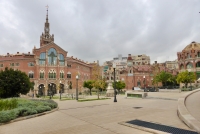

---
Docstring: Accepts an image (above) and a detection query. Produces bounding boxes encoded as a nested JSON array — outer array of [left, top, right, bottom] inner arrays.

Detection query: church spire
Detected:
[[46, 5, 48, 23], [40, 5, 54, 47]]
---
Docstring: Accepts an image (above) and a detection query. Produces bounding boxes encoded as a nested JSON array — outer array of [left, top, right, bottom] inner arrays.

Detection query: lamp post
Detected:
[[49, 83, 52, 99], [59, 81, 62, 100], [43, 85, 45, 98], [76, 75, 79, 100], [143, 75, 146, 91], [113, 63, 117, 102], [188, 70, 192, 91]]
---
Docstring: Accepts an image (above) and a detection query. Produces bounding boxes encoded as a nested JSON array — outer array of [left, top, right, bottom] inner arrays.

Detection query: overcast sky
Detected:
[[0, 0, 200, 65]]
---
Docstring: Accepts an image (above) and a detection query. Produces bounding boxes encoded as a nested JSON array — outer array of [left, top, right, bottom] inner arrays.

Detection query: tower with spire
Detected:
[[40, 5, 54, 47]]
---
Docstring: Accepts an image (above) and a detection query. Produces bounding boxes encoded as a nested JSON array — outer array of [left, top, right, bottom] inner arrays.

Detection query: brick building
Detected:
[[0, 9, 95, 96], [177, 41, 200, 80]]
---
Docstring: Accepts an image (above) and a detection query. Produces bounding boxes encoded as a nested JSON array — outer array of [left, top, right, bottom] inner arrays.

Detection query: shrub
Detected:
[[0, 98, 18, 111], [35, 106, 51, 113], [0, 110, 18, 123]]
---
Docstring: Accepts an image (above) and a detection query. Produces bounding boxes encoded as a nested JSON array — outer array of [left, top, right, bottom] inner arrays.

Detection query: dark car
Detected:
[[144, 87, 157, 92]]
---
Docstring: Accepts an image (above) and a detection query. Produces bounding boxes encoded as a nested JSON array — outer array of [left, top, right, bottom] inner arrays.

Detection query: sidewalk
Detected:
[[0, 92, 196, 134]]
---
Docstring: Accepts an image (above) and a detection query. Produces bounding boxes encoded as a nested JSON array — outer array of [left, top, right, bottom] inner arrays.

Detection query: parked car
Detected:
[[144, 87, 157, 92]]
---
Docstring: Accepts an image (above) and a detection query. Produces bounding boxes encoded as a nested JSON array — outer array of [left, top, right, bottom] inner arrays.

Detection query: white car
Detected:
[[133, 87, 142, 91]]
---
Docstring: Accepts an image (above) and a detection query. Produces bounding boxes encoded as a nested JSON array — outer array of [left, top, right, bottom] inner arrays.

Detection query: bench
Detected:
[[125, 91, 148, 99]]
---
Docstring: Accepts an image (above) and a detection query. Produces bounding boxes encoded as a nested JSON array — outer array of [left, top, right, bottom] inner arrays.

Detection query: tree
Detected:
[[113, 81, 126, 93], [176, 70, 196, 88], [0, 67, 32, 98], [155, 71, 172, 87], [83, 80, 94, 95], [91, 63, 106, 99]]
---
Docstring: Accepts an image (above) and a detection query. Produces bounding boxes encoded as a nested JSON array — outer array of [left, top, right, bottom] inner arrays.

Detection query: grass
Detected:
[[77, 98, 110, 102]]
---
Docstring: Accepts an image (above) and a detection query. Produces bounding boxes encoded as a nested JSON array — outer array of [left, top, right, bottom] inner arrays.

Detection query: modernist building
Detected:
[[103, 53, 177, 89], [177, 41, 200, 79], [0, 10, 95, 96]]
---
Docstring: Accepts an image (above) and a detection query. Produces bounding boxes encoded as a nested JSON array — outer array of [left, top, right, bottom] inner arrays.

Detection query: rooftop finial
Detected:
[[45, 5, 49, 22]]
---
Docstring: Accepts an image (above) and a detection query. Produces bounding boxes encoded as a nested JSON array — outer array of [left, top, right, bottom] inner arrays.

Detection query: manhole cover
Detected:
[[133, 107, 142, 109], [126, 119, 197, 134]]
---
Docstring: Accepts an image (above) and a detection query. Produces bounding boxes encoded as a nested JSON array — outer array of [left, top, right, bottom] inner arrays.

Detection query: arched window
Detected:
[[39, 53, 46, 65], [180, 64, 184, 70], [40, 70, 45, 79], [60, 70, 64, 79], [48, 48, 57, 65], [28, 71, 34, 78], [186, 63, 193, 69], [48, 70, 56, 79], [59, 54, 65, 66], [196, 61, 200, 68]]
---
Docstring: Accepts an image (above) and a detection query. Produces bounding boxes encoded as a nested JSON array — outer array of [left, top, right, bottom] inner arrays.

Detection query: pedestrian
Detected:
[[32, 93, 34, 98]]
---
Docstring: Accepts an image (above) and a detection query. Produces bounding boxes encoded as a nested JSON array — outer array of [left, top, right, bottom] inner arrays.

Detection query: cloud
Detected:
[[0, 0, 200, 64]]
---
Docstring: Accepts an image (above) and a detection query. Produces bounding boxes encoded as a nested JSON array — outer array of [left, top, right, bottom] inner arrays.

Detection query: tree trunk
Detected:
[[89, 89, 92, 96]]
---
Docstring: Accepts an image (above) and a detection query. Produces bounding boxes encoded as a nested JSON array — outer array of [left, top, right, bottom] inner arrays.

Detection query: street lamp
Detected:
[[188, 70, 192, 91], [44, 85, 45, 98], [76, 75, 79, 100], [59, 81, 62, 100], [49, 83, 52, 99], [113, 63, 117, 102], [143, 75, 146, 91]]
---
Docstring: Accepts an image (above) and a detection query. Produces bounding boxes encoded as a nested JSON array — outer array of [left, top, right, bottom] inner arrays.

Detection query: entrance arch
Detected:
[[38, 84, 45, 96], [48, 83, 56, 96]]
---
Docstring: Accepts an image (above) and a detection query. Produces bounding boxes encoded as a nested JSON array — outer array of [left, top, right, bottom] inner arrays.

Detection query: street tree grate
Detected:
[[126, 119, 197, 134]]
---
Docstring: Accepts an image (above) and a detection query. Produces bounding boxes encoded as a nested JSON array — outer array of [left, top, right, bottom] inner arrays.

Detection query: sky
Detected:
[[0, 0, 200, 65]]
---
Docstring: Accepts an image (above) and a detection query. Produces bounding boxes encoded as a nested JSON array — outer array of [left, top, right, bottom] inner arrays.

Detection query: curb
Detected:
[[0, 107, 59, 126], [177, 89, 200, 133]]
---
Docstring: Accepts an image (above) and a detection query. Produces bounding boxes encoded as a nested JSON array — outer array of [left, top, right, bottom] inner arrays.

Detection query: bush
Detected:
[[0, 110, 18, 123], [0, 98, 58, 123], [0, 98, 18, 111]]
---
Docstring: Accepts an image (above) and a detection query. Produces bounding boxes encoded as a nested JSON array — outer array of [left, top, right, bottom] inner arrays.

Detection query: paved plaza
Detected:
[[0, 91, 199, 134]]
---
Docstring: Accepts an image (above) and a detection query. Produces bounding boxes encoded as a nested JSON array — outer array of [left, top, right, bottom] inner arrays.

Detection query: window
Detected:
[[197, 52, 200, 57], [28, 71, 34, 78], [10, 63, 14, 66], [39, 53, 46, 65], [48, 48, 57, 65], [48, 70, 56, 79], [59, 54, 65, 66], [15, 63, 19, 66], [40, 70, 44, 79], [67, 64, 71, 68], [180, 64, 184, 69], [67, 72, 71, 79], [196, 62, 200, 68], [28, 62, 34, 66], [186, 63, 193, 69], [0, 64, 3, 67], [60, 71, 64, 79], [187, 53, 190, 58]]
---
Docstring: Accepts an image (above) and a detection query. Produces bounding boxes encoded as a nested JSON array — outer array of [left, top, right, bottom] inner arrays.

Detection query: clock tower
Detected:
[[40, 6, 54, 47]]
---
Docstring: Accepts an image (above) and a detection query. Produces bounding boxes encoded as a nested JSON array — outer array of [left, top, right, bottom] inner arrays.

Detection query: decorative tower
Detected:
[[40, 5, 54, 47]]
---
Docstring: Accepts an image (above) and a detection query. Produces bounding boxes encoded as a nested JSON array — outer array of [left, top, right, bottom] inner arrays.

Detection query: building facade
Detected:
[[177, 41, 200, 79], [0, 10, 94, 96]]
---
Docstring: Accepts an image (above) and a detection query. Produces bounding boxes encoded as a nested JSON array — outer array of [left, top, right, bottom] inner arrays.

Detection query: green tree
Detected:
[[155, 71, 172, 86], [113, 81, 126, 93], [176, 70, 196, 88], [93, 79, 106, 99], [0, 67, 32, 98], [83, 80, 94, 95]]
